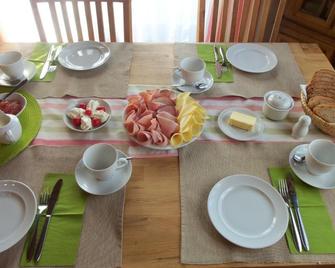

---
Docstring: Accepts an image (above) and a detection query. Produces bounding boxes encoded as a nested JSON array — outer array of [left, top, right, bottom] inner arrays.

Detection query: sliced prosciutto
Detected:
[[124, 89, 179, 146], [156, 114, 179, 139], [150, 129, 169, 147], [136, 130, 153, 146]]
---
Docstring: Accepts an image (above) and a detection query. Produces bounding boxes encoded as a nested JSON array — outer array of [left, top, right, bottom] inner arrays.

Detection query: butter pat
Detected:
[[228, 111, 256, 131]]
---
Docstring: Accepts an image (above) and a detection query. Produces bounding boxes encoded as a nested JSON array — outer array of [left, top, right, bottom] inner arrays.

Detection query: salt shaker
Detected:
[[291, 115, 311, 139]]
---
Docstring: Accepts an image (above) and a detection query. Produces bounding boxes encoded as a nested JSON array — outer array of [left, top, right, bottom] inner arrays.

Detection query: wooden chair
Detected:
[[30, 0, 132, 42], [197, 0, 287, 42]]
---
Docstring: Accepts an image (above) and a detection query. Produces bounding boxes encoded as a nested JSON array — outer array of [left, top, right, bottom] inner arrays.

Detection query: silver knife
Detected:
[[213, 45, 222, 78], [287, 175, 310, 251], [34, 179, 63, 262], [39, 45, 55, 79]]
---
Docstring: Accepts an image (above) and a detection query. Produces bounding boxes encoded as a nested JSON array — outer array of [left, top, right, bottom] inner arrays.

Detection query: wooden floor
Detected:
[[123, 43, 334, 268]]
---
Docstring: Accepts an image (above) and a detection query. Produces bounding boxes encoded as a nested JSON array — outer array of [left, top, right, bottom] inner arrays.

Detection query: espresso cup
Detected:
[[0, 111, 22, 144], [177, 57, 206, 84], [305, 139, 335, 175], [82, 143, 128, 181], [0, 51, 24, 81]]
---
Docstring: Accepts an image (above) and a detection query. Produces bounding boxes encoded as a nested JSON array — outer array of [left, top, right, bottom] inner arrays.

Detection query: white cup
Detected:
[[0, 51, 25, 81], [0, 111, 22, 144], [82, 143, 128, 181], [305, 139, 335, 175], [177, 57, 206, 84]]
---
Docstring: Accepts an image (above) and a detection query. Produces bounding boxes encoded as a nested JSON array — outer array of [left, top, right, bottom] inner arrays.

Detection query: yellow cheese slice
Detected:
[[170, 133, 183, 147], [181, 127, 194, 142], [228, 111, 256, 131]]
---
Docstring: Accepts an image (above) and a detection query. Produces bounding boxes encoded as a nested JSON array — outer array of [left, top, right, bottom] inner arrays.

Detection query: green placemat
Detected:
[[269, 167, 335, 254], [0, 89, 42, 166], [20, 173, 87, 266], [29, 43, 62, 82], [197, 44, 234, 83]]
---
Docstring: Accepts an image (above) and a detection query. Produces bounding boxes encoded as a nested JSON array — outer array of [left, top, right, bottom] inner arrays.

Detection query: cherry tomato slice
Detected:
[[72, 118, 81, 127], [79, 103, 86, 109], [92, 118, 102, 128], [97, 106, 106, 112]]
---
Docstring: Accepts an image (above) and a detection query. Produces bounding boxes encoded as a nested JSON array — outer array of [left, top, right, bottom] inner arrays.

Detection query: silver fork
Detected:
[[26, 190, 50, 261], [278, 179, 302, 252], [218, 46, 228, 73], [48, 46, 62, 73]]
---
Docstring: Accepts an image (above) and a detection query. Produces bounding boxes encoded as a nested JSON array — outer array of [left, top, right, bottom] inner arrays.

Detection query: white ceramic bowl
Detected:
[[63, 98, 111, 132], [0, 92, 27, 116], [262, 91, 294, 121]]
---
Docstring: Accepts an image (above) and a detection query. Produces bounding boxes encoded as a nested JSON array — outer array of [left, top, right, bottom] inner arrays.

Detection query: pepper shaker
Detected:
[[292, 115, 311, 139]]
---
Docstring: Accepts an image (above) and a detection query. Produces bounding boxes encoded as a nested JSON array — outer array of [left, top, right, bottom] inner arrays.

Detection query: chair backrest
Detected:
[[30, 0, 132, 42], [197, 0, 287, 42]]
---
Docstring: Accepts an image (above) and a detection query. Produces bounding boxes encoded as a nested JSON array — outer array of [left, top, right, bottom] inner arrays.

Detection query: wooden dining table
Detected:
[[0, 42, 334, 268], [124, 43, 334, 268]]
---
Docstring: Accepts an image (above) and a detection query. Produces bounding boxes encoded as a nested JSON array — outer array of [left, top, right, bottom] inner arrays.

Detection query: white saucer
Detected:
[[0, 180, 37, 253], [75, 150, 132, 195], [172, 70, 213, 94], [217, 108, 264, 141], [289, 144, 335, 189], [0, 61, 36, 87], [208, 174, 288, 249]]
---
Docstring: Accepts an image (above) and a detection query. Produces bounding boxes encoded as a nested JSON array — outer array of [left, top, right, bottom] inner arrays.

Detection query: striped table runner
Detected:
[[32, 93, 329, 158]]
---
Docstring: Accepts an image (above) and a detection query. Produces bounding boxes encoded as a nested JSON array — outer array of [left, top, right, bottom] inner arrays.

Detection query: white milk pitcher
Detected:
[[0, 110, 22, 144]]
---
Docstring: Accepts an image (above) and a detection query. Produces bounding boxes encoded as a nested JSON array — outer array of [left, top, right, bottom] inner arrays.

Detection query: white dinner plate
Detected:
[[0, 180, 37, 253], [226, 44, 278, 73], [75, 150, 132, 195], [172, 70, 214, 94], [208, 174, 288, 249], [0, 61, 36, 87], [63, 98, 111, 132], [289, 144, 335, 189], [58, 41, 110, 71], [217, 108, 264, 141]]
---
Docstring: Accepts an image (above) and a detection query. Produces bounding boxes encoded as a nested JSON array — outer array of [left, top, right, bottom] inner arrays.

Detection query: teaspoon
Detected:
[[1, 78, 28, 100], [293, 153, 305, 164], [172, 81, 208, 90]]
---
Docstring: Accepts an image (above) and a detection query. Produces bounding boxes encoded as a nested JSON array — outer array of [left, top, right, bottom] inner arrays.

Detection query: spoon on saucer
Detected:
[[172, 81, 208, 90], [293, 153, 305, 164]]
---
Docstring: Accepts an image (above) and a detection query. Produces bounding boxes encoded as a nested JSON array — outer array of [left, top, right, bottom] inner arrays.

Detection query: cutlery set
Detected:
[[278, 177, 309, 252], [213, 45, 228, 79], [39, 45, 62, 80], [27, 179, 63, 262]]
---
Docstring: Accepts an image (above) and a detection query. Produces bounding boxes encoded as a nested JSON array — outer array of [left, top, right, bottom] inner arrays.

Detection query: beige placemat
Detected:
[[180, 141, 335, 264], [6, 43, 132, 98], [0, 145, 128, 268], [174, 43, 305, 98]]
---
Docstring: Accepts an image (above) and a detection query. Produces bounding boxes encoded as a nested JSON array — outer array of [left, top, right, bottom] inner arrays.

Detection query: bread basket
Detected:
[[300, 90, 335, 137]]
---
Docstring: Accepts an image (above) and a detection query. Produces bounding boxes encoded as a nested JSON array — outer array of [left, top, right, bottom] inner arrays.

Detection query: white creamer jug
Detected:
[[0, 110, 22, 144]]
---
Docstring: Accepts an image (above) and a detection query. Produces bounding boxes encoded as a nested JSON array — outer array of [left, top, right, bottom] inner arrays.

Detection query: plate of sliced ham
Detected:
[[123, 89, 207, 150]]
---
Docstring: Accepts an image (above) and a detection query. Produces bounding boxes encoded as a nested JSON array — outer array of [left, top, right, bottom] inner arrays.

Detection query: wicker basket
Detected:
[[300, 91, 335, 137]]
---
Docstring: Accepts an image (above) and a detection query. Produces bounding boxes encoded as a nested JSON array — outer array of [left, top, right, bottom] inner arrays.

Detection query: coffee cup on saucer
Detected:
[[82, 143, 129, 181], [305, 139, 335, 175], [177, 57, 206, 84], [0, 51, 25, 81], [0, 110, 22, 144]]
